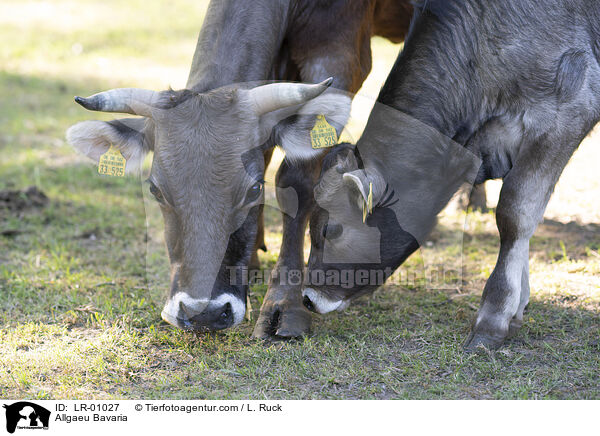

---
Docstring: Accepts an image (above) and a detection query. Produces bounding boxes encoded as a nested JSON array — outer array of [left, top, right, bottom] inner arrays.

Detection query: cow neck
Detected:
[[185, 0, 292, 92]]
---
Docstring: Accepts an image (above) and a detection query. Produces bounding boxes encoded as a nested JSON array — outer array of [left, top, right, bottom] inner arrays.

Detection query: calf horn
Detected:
[[74, 88, 159, 118], [247, 77, 333, 115]]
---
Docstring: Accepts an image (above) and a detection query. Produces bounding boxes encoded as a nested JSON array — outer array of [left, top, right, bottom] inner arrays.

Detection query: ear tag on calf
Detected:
[[310, 114, 338, 149], [362, 182, 373, 223], [98, 145, 126, 177]]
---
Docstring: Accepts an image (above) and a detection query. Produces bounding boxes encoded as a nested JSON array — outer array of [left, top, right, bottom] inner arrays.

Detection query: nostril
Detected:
[[220, 302, 232, 320], [303, 295, 315, 312]]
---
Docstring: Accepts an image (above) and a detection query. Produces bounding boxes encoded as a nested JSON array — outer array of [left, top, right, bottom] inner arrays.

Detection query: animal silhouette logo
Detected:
[[2, 402, 50, 434]]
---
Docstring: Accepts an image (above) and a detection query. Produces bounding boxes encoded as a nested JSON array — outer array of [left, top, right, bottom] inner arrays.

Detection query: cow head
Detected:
[[67, 80, 350, 332]]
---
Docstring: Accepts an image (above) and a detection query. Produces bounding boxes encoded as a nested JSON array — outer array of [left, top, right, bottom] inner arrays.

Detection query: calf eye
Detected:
[[322, 223, 343, 240], [246, 181, 264, 203]]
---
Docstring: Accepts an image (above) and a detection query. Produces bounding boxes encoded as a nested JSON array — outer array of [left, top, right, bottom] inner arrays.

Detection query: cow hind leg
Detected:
[[464, 131, 582, 351]]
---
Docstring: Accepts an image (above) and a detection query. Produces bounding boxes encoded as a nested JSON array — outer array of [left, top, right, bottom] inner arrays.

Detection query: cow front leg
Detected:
[[469, 183, 488, 212], [252, 157, 320, 338], [464, 135, 578, 351], [249, 149, 274, 271], [465, 237, 530, 350]]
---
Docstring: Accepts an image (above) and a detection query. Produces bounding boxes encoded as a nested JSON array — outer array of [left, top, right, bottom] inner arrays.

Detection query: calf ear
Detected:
[[66, 117, 151, 173], [343, 171, 370, 206], [262, 91, 352, 161], [342, 170, 373, 210], [342, 169, 386, 213]]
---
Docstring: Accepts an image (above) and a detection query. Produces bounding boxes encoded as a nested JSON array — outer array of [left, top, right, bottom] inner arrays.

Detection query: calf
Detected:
[[302, 0, 600, 350]]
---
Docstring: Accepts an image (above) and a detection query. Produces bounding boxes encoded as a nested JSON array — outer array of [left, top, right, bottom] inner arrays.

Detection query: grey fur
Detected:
[[67, 0, 415, 334], [304, 0, 600, 350]]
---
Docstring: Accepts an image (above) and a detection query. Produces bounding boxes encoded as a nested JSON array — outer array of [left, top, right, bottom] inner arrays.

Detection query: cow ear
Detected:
[[262, 91, 352, 161], [66, 117, 151, 174], [343, 170, 371, 208]]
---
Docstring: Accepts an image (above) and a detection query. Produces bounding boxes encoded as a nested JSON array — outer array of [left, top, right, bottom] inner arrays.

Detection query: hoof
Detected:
[[273, 307, 312, 338], [508, 318, 523, 337], [252, 299, 312, 339], [463, 331, 505, 352]]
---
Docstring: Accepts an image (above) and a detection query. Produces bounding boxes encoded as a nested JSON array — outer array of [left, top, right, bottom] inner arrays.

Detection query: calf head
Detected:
[[67, 80, 350, 332], [303, 144, 420, 313], [303, 107, 481, 314]]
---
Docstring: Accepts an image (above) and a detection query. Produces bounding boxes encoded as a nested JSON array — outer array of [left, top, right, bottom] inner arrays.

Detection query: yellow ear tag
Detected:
[[310, 114, 338, 149], [362, 182, 373, 223], [98, 145, 126, 177], [368, 182, 373, 213]]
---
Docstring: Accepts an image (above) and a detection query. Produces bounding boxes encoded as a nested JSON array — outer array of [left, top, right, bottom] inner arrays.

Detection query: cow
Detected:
[[301, 0, 600, 350], [67, 0, 414, 335]]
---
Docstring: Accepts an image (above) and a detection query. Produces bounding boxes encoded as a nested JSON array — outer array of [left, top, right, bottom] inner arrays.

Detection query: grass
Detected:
[[1, 0, 599, 400]]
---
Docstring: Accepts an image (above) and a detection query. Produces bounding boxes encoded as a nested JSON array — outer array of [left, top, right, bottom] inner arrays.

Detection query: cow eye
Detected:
[[246, 181, 264, 203], [148, 181, 165, 203], [322, 223, 343, 240]]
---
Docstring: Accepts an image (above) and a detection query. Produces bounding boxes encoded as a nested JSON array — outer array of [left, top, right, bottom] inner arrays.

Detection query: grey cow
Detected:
[[67, 0, 414, 335], [302, 0, 600, 350]]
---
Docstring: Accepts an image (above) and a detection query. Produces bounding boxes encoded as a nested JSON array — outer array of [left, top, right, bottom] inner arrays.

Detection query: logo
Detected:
[[2, 402, 50, 434]]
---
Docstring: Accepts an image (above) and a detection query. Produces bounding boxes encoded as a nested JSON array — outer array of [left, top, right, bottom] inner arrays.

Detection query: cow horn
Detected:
[[247, 77, 334, 115], [74, 88, 159, 118]]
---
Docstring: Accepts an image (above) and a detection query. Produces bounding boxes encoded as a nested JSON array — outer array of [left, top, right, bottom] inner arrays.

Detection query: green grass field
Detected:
[[1, 0, 598, 400]]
